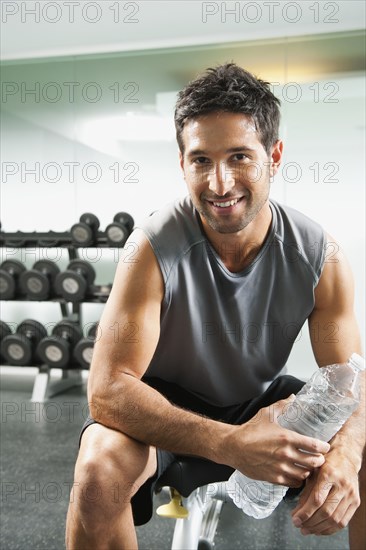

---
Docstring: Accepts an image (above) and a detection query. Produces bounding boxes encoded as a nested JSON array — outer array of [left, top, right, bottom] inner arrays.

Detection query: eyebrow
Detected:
[[187, 146, 256, 157]]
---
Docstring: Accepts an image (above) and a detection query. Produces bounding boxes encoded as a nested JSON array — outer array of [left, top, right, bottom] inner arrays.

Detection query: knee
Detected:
[[73, 425, 154, 509]]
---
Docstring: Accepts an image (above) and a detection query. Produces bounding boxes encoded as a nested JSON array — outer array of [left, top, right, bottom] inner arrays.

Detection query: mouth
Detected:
[[212, 198, 240, 208], [206, 196, 246, 212]]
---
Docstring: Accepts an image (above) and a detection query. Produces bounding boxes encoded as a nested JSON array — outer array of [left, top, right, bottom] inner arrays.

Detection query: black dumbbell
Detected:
[[55, 260, 96, 302], [0, 319, 47, 366], [0, 320, 12, 340], [0, 321, 12, 363], [70, 213, 100, 246], [0, 260, 26, 300], [37, 319, 83, 369], [73, 322, 99, 369], [19, 260, 60, 300], [105, 212, 134, 247]]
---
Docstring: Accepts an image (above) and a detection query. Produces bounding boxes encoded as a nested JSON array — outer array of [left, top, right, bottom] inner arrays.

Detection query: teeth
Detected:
[[213, 199, 239, 208]]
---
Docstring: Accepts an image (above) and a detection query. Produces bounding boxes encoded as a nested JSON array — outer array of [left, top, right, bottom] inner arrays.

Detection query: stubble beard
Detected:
[[196, 188, 270, 235]]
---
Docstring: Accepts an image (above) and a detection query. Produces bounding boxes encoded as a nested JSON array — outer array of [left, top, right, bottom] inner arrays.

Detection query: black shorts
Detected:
[[79, 374, 305, 526]]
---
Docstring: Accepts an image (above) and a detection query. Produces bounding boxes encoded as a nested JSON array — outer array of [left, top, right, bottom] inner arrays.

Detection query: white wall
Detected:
[[1, 36, 364, 379], [274, 78, 365, 378]]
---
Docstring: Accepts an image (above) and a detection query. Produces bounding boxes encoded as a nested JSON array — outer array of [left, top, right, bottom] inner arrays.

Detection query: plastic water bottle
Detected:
[[227, 353, 365, 519]]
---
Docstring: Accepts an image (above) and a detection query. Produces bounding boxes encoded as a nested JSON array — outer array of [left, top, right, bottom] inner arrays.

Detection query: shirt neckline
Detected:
[[192, 198, 277, 278]]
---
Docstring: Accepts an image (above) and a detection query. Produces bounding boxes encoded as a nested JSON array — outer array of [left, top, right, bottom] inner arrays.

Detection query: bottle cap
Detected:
[[349, 353, 365, 372]]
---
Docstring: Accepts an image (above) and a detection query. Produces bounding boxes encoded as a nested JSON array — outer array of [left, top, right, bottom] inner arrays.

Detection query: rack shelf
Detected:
[[0, 236, 110, 402]]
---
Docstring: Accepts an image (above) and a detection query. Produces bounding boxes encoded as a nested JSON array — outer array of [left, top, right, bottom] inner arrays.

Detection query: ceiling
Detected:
[[1, 0, 365, 62]]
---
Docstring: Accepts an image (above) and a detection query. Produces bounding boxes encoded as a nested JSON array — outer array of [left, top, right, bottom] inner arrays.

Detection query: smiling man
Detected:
[[66, 64, 365, 550], [179, 111, 282, 272]]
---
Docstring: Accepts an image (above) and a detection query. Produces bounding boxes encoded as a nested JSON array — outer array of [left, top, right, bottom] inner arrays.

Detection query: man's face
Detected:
[[179, 111, 282, 235]]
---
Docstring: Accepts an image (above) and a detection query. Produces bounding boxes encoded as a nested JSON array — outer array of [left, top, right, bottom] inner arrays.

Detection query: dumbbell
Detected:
[[73, 323, 98, 369], [70, 213, 100, 246], [19, 260, 60, 300], [55, 260, 96, 302], [0, 260, 26, 300], [105, 212, 134, 247], [0, 320, 12, 340], [0, 319, 47, 366], [0, 321, 12, 363], [37, 319, 83, 369]]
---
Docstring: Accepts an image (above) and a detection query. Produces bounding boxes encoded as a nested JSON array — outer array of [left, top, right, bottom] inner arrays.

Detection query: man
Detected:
[[66, 64, 365, 549]]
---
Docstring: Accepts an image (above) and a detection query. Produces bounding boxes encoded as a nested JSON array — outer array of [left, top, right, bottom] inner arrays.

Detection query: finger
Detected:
[[274, 407, 330, 456], [265, 394, 295, 423], [291, 434, 330, 456], [301, 498, 348, 536], [277, 464, 310, 487], [276, 394, 296, 406], [309, 501, 356, 536], [277, 473, 308, 488], [271, 394, 296, 418], [291, 473, 322, 516], [300, 486, 345, 531], [291, 450, 326, 470], [292, 478, 335, 528]]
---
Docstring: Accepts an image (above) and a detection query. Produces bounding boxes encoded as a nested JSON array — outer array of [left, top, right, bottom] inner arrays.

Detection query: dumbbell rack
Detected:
[[31, 353, 83, 404], [0, 230, 112, 403]]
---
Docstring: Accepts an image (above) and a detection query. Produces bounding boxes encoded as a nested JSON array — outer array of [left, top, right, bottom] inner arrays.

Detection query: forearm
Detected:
[[88, 372, 233, 465], [330, 370, 366, 470], [88, 373, 332, 486], [291, 372, 365, 536]]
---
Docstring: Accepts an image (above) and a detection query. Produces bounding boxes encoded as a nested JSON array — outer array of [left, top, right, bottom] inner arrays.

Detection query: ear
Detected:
[[269, 140, 283, 178], [179, 150, 185, 175]]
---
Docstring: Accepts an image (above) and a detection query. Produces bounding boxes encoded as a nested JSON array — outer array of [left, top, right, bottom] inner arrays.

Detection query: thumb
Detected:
[[272, 394, 297, 420]]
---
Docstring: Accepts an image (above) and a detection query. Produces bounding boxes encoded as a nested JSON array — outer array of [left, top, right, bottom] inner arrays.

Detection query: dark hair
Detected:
[[174, 63, 281, 154]]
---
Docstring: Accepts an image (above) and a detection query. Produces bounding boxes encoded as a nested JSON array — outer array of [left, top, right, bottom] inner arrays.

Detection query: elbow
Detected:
[[86, 363, 110, 422], [88, 396, 104, 423], [87, 369, 129, 425], [88, 381, 108, 423]]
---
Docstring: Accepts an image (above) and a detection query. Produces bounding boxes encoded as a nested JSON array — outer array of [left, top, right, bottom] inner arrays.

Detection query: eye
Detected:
[[194, 157, 210, 164], [232, 153, 248, 161]]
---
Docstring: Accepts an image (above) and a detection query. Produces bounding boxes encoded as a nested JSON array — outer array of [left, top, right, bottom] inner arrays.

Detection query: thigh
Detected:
[[131, 447, 177, 526]]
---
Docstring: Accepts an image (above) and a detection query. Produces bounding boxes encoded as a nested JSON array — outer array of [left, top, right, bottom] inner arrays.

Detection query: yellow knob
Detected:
[[156, 489, 189, 519]]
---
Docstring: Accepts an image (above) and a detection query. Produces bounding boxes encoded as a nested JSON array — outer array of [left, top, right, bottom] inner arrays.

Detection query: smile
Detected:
[[207, 196, 247, 211], [212, 199, 239, 208]]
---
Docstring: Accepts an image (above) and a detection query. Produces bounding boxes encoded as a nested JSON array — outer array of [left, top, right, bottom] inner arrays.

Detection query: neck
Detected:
[[201, 202, 272, 272]]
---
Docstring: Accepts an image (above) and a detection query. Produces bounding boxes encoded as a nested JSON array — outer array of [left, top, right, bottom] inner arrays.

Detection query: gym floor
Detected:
[[1, 369, 350, 550]]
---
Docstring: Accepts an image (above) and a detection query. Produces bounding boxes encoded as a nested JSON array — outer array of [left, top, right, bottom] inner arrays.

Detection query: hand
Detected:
[[228, 395, 330, 487], [291, 447, 361, 536]]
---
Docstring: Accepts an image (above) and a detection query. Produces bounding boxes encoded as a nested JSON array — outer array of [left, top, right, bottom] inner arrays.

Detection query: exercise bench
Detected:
[[155, 456, 234, 550]]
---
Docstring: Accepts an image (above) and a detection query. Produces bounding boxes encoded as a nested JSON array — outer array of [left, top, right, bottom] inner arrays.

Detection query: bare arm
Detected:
[[310, 241, 365, 465], [88, 229, 228, 463], [292, 235, 365, 535], [88, 229, 329, 483]]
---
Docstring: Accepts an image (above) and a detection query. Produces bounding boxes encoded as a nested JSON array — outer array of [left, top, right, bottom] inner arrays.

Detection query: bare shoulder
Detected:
[[314, 233, 354, 313], [109, 228, 164, 306], [88, 229, 164, 381], [310, 234, 361, 365]]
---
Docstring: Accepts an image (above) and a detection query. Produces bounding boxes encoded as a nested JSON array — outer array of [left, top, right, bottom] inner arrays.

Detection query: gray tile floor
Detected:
[[1, 370, 350, 550]]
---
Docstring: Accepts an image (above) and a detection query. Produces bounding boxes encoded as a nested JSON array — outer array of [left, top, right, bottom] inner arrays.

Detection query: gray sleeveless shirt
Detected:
[[137, 196, 326, 407]]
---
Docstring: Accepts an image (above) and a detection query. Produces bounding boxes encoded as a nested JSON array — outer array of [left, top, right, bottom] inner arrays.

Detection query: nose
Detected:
[[208, 162, 235, 196]]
